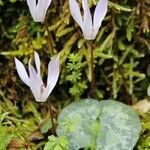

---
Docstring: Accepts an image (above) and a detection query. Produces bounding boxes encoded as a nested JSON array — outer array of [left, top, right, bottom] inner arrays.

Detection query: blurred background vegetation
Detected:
[[0, 0, 149, 149]]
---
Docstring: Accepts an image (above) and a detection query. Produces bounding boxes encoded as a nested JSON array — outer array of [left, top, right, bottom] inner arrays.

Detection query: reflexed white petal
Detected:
[[40, 55, 59, 102], [47, 55, 59, 87], [14, 58, 30, 86], [35, 0, 51, 22], [93, 0, 108, 35], [35, 0, 46, 22], [28, 62, 41, 102], [27, 0, 36, 20], [82, 0, 93, 39], [26, 0, 36, 11], [69, 0, 83, 28]]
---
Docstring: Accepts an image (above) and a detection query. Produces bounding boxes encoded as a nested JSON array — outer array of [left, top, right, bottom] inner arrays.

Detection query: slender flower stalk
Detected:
[[27, 0, 52, 22], [14, 51, 60, 102], [69, 0, 108, 97], [89, 40, 94, 97], [69, 0, 108, 40], [45, 17, 54, 55]]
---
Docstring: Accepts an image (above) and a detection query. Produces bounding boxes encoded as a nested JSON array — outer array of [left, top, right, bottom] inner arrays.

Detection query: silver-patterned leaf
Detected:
[[56, 99, 141, 150]]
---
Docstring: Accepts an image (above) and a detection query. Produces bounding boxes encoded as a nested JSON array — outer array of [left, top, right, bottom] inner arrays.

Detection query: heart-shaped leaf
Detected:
[[56, 99, 141, 150]]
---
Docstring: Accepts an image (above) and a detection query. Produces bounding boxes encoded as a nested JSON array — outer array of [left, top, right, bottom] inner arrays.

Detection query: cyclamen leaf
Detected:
[[56, 99, 141, 150]]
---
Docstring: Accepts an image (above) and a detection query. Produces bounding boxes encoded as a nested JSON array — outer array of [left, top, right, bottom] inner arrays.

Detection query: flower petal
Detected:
[[40, 84, 52, 102], [69, 0, 83, 28], [27, 0, 36, 21], [35, 0, 52, 22], [33, 52, 43, 86], [82, 0, 93, 39], [28, 62, 41, 102], [47, 55, 60, 87], [41, 55, 60, 101], [93, 0, 108, 37], [43, 0, 52, 15], [14, 58, 30, 86]]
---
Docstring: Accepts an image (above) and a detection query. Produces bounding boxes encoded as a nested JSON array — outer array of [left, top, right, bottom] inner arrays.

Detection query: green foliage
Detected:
[[44, 135, 69, 150], [0, 0, 149, 149], [57, 99, 141, 150], [40, 118, 52, 134], [137, 113, 150, 150], [0, 125, 12, 150], [108, 1, 132, 12], [0, 0, 149, 101], [66, 53, 87, 98], [0, 99, 43, 149]]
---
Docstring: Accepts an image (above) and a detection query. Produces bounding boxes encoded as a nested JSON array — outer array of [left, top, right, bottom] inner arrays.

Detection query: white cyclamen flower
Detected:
[[14, 51, 59, 102], [27, 0, 52, 22], [69, 0, 108, 40]]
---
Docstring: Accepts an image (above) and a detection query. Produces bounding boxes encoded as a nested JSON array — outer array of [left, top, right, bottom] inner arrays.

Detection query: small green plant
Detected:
[[44, 135, 69, 150], [66, 53, 87, 99], [0, 125, 13, 150]]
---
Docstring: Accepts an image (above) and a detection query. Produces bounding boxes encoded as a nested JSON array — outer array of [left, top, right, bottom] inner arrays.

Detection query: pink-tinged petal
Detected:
[[69, 0, 83, 28], [82, 0, 93, 39], [14, 58, 30, 86], [93, 0, 108, 36], [27, 0, 36, 20], [40, 84, 52, 102], [28, 63, 41, 102]]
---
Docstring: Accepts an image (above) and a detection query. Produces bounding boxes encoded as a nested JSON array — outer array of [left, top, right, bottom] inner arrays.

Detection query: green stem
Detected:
[[48, 100, 55, 134], [45, 18, 54, 56], [89, 40, 95, 97]]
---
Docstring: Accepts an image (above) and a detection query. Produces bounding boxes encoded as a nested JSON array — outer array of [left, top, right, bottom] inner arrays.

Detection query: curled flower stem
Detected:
[[45, 18, 54, 56]]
